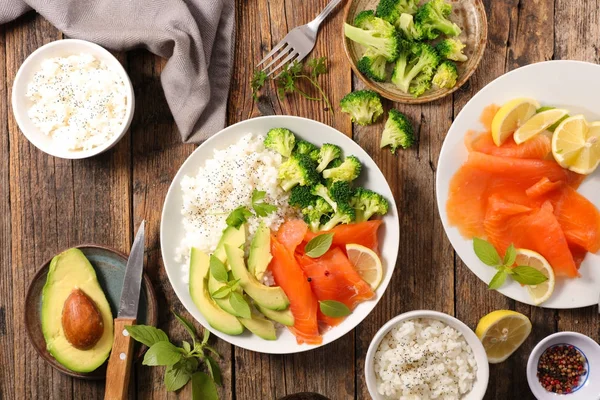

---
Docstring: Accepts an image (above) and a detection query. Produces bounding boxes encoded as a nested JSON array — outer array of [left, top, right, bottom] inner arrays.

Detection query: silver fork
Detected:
[[256, 0, 344, 76]]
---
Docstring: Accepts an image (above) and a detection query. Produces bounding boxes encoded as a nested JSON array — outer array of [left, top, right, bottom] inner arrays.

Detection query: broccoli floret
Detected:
[[436, 38, 467, 62], [354, 10, 376, 28], [316, 144, 342, 173], [375, 0, 419, 25], [311, 183, 338, 211], [329, 181, 354, 204], [397, 13, 423, 41], [357, 50, 388, 82], [344, 19, 400, 62], [264, 128, 296, 158], [414, 0, 461, 39], [302, 199, 333, 233], [351, 188, 390, 222], [339, 90, 384, 126], [322, 155, 362, 182], [391, 41, 439, 95], [321, 203, 356, 231], [380, 109, 415, 153], [294, 139, 319, 157], [278, 154, 319, 191], [432, 60, 458, 89], [289, 185, 318, 209]]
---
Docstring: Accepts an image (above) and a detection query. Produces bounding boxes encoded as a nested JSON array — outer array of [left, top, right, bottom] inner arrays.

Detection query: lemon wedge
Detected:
[[491, 98, 540, 146], [346, 244, 383, 290], [552, 115, 600, 174], [475, 310, 532, 363], [513, 108, 569, 144], [514, 249, 555, 305]]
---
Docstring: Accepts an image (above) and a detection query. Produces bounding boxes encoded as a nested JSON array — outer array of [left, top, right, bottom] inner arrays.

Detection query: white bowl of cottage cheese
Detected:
[[365, 310, 489, 400], [12, 39, 134, 159]]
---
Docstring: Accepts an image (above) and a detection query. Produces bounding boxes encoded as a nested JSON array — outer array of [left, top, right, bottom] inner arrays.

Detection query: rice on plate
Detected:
[[375, 318, 478, 399]]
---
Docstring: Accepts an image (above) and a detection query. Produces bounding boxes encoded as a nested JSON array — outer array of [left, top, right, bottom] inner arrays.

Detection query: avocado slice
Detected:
[[225, 244, 289, 311], [239, 314, 277, 340], [189, 248, 244, 335], [256, 304, 294, 326], [207, 271, 241, 316], [41, 248, 114, 373], [248, 221, 272, 280]]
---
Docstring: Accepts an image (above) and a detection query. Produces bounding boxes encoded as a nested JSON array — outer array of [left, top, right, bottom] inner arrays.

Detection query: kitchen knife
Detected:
[[105, 220, 145, 400]]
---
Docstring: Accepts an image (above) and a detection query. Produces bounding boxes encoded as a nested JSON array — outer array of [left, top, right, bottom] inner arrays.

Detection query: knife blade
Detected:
[[117, 220, 145, 319]]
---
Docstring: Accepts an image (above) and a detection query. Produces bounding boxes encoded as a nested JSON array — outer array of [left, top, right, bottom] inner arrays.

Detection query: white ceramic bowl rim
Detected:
[[364, 310, 490, 400], [11, 38, 135, 159]]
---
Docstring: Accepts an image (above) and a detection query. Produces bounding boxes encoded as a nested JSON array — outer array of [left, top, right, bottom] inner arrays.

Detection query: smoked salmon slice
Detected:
[[270, 235, 321, 344], [277, 219, 308, 252], [465, 130, 552, 160], [296, 248, 374, 327], [303, 220, 383, 252]]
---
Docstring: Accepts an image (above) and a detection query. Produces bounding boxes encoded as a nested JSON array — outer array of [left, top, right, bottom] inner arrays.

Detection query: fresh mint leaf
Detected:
[[143, 341, 183, 366], [205, 355, 222, 386], [488, 269, 508, 290], [172, 310, 197, 341], [202, 327, 210, 345], [319, 300, 351, 318], [211, 286, 231, 299], [473, 237, 501, 266], [511, 266, 549, 285], [125, 325, 169, 348], [191, 371, 218, 400], [229, 292, 251, 319], [503, 244, 516, 267], [252, 189, 277, 217], [226, 206, 252, 229], [209, 255, 228, 283], [304, 233, 334, 258]]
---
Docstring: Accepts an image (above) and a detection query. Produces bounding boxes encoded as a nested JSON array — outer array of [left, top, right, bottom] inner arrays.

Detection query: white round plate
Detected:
[[161, 116, 400, 353], [436, 60, 600, 309]]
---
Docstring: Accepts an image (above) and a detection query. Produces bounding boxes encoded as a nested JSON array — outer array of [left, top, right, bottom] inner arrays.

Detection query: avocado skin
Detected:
[[41, 248, 114, 373]]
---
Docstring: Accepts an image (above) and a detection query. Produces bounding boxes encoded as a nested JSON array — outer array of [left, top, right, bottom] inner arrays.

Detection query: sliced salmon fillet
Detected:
[[480, 104, 500, 131], [270, 235, 321, 345], [465, 131, 552, 160], [525, 177, 563, 198], [304, 220, 383, 252], [296, 247, 374, 327], [277, 219, 308, 252], [483, 196, 579, 278]]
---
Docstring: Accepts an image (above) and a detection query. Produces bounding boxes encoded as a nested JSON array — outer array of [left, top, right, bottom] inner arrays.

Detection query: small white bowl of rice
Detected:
[[365, 310, 489, 400]]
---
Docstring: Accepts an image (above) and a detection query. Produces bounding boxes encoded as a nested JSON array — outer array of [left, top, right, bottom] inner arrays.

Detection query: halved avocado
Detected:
[[41, 248, 114, 373], [225, 244, 289, 311], [256, 304, 294, 326], [239, 313, 277, 340], [189, 248, 244, 335]]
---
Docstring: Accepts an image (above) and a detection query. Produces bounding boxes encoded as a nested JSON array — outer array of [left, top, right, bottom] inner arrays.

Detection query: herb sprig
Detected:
[[126, 311, 222, 399], [225, 189, 277, 229], [473, 238, 548, 290]]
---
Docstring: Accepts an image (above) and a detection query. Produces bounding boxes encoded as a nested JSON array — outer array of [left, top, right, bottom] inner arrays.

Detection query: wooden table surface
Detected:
[[1, 1, 599, 399]]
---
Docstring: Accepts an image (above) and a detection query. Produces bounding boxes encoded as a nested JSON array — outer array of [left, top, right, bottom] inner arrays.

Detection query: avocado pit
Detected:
[[61, 288, 104, 350]]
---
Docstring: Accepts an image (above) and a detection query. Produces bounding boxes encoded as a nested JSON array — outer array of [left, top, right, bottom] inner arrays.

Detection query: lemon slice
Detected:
[[491, 98, 540, 146], [346, 244, 383, 290], [514, 249, 555, 305], [552, 115, 600, 174], [513, 108, 569, 144], [475, 310, 532, 363]]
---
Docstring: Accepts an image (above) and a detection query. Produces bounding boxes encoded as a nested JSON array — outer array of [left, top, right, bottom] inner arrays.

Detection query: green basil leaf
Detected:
[[226, 206, 252, 229], [182, 340, 191, 354], [511, 266, 549, 285], [209, 255, 228, 283], [143, 341, 183, 366], [304, 233, 334, 258], [227, 278, 241, 291], [319, 300, 351, 318], [229, 292, 251, 319], [473, 237, 501, 266], [210, 286, 231, 299], [202, 327, 210, 345], [488, 269, 508, 290], [204, 355, 222, 386], [204, 345, 221, 359], [503, 244, 517, 267], [125, 325, 169, 348], [164, 361, 192, 391], [172, 310, 197, 341], [191, 371, 218, 400]]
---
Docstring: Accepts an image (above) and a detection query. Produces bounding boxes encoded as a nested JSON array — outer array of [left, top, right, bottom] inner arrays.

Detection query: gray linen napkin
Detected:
[[0, 0, 235, 143]]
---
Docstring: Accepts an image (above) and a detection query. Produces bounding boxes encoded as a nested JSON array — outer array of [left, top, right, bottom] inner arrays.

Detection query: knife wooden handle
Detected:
[[104, 317, 136, 400]]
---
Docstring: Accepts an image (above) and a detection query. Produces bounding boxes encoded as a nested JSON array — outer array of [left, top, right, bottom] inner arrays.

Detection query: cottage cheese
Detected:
[[26, 53, 128, 151], [375, 318, 478, 399]]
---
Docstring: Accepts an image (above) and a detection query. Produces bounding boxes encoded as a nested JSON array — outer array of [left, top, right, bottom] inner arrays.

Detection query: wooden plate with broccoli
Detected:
[[342, 0, 487, 103]]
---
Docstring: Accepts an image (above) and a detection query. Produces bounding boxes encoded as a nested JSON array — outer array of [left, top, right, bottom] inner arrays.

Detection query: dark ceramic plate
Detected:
[[25, 245, 158, 380]]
